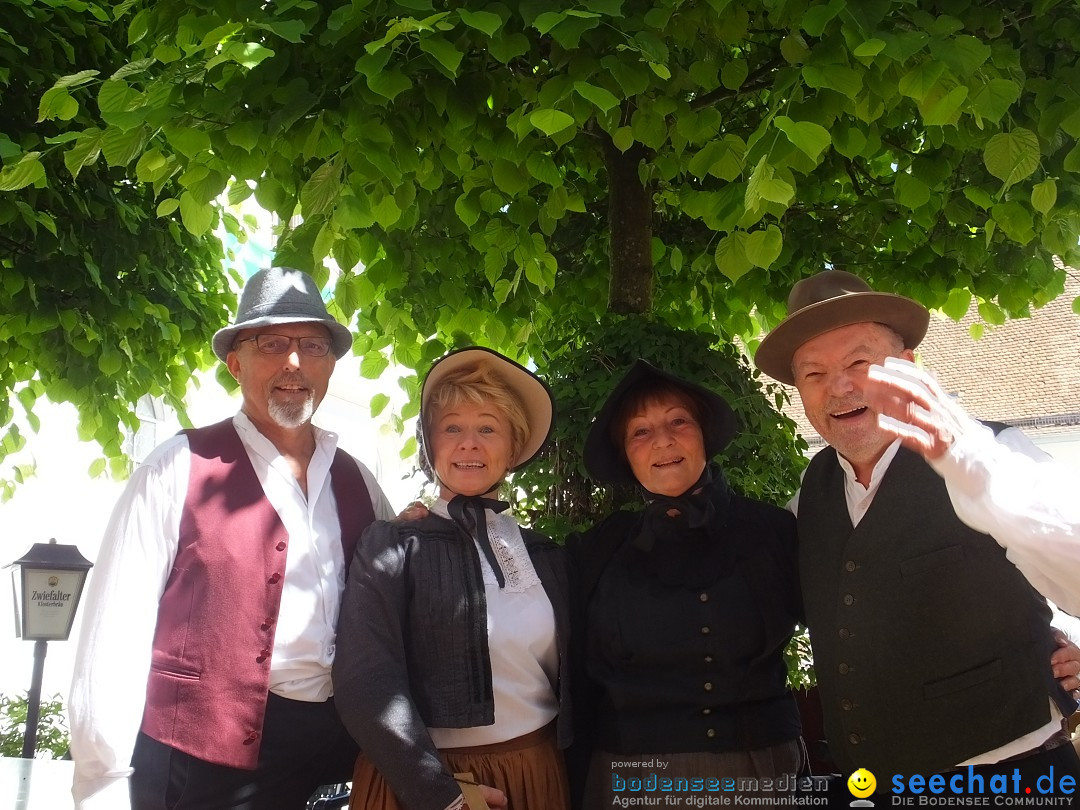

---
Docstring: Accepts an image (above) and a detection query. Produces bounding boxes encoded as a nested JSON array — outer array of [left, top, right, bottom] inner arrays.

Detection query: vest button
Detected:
[[839, 628, 851, 640], [706, 728, 716, 738], [838, 662, 850, 675], [244, 731, 259, 744], [704, 654, 714, 664], [703, 708, 712, 715], [844, 560, 856, 572], [700, 626, 711, 635], [261, 617, 274, 631], [275, 541, 287, 552], [268, 572, 281, 584], [704, 682, 713, 691], [699, 592, 709, 603], [848, 732, 862, 745], [843, 594, 855, 606], [840, 699, 853, 711]]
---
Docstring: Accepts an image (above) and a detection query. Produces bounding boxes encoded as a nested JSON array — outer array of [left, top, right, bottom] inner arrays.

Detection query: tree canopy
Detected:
[[5, 0, 1080, 504], [0, 0, 234, 494]]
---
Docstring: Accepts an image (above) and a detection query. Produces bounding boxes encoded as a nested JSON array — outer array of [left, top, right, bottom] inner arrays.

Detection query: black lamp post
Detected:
[[8, 538, 93, 758]]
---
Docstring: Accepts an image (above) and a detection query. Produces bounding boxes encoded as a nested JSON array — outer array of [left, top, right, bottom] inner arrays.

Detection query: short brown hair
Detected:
[[608, 378, 707, 458]]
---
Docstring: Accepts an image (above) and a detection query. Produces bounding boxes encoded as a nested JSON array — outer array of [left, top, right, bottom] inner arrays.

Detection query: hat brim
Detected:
[[755, 292, 929, 385], [213, 316, 353, 362], [583, 360, 737, 485], [420, 347, 554, 472]]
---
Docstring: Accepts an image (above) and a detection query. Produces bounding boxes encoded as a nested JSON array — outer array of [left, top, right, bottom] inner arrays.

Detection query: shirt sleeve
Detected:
[[355, 460, 396, 521], [70, 438, 188, 810], [331, 522, 464, 810], [929, 421, 1080, 617]]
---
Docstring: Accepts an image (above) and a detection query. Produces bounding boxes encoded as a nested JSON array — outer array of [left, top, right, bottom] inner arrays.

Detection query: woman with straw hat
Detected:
[[333, 347, 572, 810]]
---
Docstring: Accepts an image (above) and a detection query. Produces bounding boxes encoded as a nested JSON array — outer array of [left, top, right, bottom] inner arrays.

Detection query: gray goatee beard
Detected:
[[268, 392, 314, 428]]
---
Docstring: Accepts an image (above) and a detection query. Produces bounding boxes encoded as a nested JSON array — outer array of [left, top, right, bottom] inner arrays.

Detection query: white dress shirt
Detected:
[[789, 425, 1079, 766], [69, 412, 394, 810]]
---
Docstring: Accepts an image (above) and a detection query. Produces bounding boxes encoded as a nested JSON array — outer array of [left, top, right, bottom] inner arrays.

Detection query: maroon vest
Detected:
[[140, 418, 375, 769]]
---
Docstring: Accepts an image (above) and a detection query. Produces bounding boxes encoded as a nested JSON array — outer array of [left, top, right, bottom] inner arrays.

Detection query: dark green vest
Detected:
[[799, 446, 1071, 775]]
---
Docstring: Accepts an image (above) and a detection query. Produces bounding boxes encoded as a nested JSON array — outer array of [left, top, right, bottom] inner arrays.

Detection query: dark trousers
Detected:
[[130, 692, 359, 810]]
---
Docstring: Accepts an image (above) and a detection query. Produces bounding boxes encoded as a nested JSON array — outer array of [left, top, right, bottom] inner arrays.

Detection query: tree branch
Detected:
[[689, 57, 784, 111]]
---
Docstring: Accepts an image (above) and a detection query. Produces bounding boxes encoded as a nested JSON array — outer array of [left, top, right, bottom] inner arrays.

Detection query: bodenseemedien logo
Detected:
[[848, 768, 877, 807]]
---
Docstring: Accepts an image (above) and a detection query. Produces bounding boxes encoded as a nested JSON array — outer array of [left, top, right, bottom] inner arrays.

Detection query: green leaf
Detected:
[[921, 85, 967, 127], [459, 9, 503, 36], [533, 11, 566, 34], [937, 35, 990, 77], [774, 116, 831, 161], [370, 393, 391, 417], [163, 125, 211, 158], [98, 351, 123, 375], [51, 69, 100, 90], [101, 126, 147, 167], [259, 19, 308, 43], [715, 233, 752, 282], [526, 152, 562, 187], [1031, 178, 1057, 216], [0, 154, 45, 191], [419, 35, 463, 75], [898, 61, 946, 101], [983, 128, 1040, 189], [801, 0, 843, 37], [801, 64, 862, 99], [300, 160, 342, 217], [612, 126, 634, 152], [895, 173, 930, 210], [746, 157, 794, 209], [368, 69, 413, 101], [991, 200, 1034, 245], [226, 122, 262, 151], [977, 300, 1006, 326], [1063, 143, 1080, 174], [1072, 297, 1080, 317], [111, 57, 156, 80], [969, 79, 1020, 125], [493, 278, 513, 304], [530, 109, 575, 137], [743, 225, 783, 268], [371, 194, 402, 228], [573, 81, 620, 113], [962, 185, 995, 210], [780, 34, 810, 65], [97, 79, 138, 113], [64, 130, 104, 177], [853, 39, 886, 58], [941, 288, 971, 321], [720, 59, 748, 91], [358, 350, 392, 381], [38, 87, 79, 122], [455, 192, 481, 227], [179, 191, 214, 236]]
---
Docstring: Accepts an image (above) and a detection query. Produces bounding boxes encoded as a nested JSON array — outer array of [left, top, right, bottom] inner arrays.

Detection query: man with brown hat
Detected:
[[756, 270, 1080, 791], [69, 267, 395, 810]]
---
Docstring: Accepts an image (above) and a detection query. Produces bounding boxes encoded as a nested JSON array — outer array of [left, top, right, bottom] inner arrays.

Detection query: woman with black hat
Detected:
[[332, 347, 572, 810], [571, 360, 804, 808]]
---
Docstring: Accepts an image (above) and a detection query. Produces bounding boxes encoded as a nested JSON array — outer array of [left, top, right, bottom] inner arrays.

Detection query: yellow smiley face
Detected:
[[848, 768, 877, 798]]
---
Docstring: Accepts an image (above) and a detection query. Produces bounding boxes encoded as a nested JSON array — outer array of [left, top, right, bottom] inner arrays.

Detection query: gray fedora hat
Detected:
[[212, 267, 352, 362], [754, 270, 929, 385]]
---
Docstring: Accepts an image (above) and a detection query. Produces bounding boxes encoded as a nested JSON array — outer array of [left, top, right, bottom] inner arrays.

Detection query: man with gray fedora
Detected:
[[756, 270, 1080, 789], [70, 267, 395, 810]]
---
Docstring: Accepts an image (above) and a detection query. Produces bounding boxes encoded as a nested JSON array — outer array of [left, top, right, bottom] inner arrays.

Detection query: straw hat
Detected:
[[754, 270, 929, 385], [212, 267, 352, 362], [417, 347, 555, 478]]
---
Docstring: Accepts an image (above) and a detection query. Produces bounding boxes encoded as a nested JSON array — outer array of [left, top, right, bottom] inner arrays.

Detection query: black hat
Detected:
[[583, 360, 737, 485]]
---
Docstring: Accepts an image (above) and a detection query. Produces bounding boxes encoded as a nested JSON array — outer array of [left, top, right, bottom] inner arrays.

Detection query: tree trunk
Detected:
[[603, 136, 653, 315]]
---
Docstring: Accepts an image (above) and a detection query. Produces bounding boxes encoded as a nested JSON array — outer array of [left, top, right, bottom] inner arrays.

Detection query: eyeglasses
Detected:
[[236, 334, 332, 357]]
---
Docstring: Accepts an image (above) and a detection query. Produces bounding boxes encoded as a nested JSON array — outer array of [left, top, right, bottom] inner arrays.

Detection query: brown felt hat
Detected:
[[754, 270, 930, 385]]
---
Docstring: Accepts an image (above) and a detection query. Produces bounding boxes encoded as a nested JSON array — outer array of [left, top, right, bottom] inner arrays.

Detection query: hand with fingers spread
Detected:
[[864, 356, 969, 460]]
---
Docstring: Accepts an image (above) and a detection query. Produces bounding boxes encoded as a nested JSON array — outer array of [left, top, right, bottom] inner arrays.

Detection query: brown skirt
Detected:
[[349, 723, 569, 810]]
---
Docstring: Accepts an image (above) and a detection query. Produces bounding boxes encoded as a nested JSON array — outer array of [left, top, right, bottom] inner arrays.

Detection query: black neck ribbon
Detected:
[[446, 495, 511, 588]]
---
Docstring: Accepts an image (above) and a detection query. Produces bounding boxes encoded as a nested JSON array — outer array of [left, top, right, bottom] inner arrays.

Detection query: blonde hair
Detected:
[[425, 363, 530, 466]]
